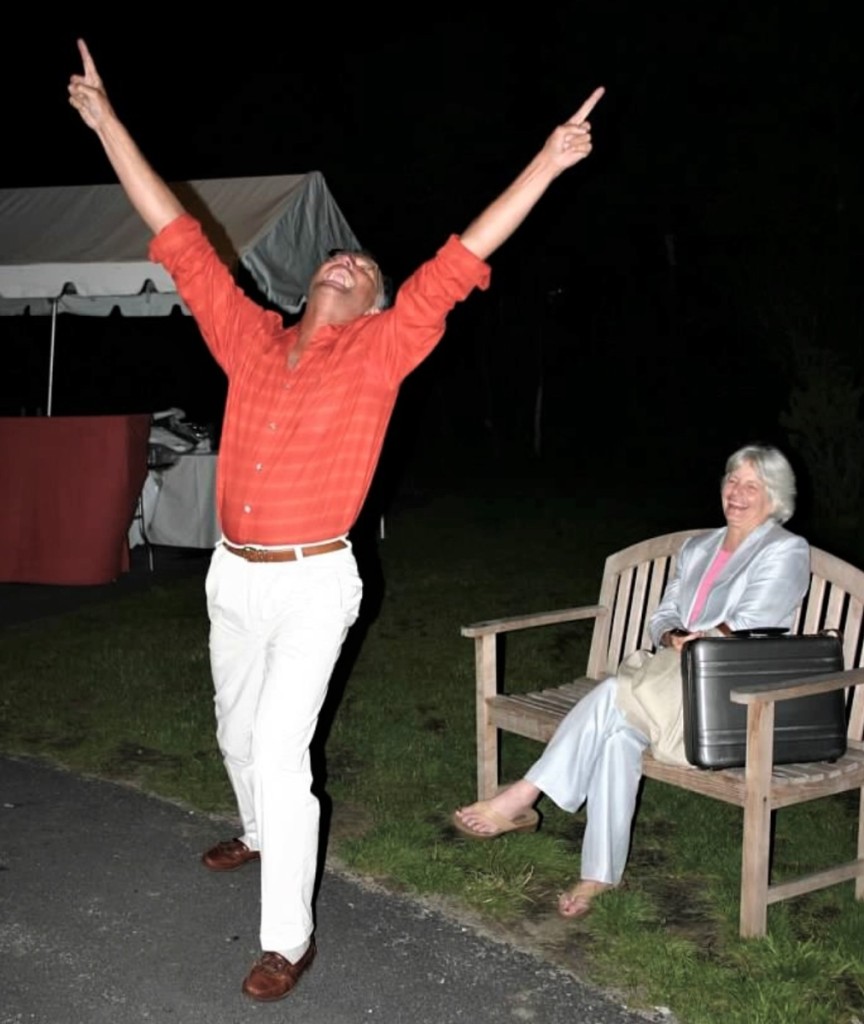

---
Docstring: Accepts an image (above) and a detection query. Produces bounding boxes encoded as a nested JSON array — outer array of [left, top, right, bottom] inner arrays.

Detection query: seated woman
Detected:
[[452, 443, 811, 919]]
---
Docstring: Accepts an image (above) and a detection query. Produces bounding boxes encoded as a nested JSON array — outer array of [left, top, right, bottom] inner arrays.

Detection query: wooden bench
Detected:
[[462, 529, 864, 938]]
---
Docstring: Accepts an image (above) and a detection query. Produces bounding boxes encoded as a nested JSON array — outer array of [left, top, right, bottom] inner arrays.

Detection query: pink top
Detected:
[[688, 548, 732, 627]]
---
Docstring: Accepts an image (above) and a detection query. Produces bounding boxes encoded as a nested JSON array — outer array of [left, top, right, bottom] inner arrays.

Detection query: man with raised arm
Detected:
[[68, 38, 603, 1002]]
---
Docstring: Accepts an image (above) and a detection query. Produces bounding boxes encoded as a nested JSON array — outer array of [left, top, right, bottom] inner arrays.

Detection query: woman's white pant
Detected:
[[525, 677, 649, 885], [205, 543, 362, 952]]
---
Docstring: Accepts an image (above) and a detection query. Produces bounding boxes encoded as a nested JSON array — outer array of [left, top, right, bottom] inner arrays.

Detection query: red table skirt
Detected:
[[0, 414, 150, 585]]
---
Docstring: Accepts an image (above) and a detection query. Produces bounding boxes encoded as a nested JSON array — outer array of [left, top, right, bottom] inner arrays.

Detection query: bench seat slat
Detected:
[[487, 684, 864, 801]]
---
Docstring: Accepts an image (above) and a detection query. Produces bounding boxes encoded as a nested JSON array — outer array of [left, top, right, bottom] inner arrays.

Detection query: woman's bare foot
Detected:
[[557, 879, 614, 919], [452, 780, 541, 838]]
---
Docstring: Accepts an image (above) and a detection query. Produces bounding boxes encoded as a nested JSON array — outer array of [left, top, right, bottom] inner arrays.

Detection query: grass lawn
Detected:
[[1, 461, 863, 1024]]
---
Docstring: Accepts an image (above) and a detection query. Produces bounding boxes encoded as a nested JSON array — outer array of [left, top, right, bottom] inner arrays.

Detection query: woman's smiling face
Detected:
[[722, 460, 775, 534]]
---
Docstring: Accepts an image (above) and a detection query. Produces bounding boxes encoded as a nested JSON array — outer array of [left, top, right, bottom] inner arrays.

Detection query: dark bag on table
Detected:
[[680, 630, 847, 769]]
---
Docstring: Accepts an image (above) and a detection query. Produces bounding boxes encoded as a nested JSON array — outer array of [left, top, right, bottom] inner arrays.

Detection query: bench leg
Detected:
[[857, 786, 864, 901], [740, 801, 771, 938], [475, 634, 499, 801], [739, 702, 774, 938], [478, 725, 499, 801]]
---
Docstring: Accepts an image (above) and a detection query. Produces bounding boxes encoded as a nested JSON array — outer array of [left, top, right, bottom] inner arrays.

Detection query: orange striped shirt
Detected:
[[149, 215, 490, 544]]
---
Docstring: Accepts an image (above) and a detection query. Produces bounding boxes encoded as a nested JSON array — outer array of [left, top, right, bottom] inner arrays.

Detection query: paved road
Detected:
[[0, 548, 675, 1024]]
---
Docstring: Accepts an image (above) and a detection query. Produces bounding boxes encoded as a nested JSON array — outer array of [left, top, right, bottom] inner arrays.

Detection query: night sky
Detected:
[[2, 9, 860, 523]]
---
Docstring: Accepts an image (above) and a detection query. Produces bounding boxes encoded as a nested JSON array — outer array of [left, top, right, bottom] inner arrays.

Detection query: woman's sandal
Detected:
[[451, 801, 540, 841], [557, 880, 615, 919]]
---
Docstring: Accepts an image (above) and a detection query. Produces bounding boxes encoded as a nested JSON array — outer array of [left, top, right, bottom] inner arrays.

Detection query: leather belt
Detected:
[[223, 539, 348, 563]]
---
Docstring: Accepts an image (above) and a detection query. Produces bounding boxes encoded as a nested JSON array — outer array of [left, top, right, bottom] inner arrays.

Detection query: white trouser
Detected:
[[205, 542, 363, 952], [525, 677, 649, 886]]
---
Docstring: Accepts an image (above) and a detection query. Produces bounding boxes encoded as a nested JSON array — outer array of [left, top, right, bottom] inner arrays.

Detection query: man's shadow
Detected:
[[307, 376, 429, 902], [309, 469, 392, 877]]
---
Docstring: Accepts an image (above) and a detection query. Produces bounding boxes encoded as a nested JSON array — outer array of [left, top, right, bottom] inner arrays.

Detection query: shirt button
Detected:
[[255, 463, 263, 472], [243, 504, 252, 514], [268, 421, 277, 431]]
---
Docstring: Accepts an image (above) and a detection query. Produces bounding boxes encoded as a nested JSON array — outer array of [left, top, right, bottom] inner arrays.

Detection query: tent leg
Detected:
[[47, 299, 58, 417]]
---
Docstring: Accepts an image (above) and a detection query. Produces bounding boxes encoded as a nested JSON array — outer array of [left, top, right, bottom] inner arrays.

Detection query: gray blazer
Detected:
[[649, 520, 811, 647]]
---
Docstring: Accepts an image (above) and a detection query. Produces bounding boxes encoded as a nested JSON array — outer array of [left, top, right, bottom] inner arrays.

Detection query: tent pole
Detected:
[[47, 299, 58, 417]]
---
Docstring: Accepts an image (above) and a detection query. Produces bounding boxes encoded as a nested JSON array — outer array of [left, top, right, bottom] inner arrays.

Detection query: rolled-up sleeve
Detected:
[[369, 234, 491, 385], [149, 214, 282, 374]]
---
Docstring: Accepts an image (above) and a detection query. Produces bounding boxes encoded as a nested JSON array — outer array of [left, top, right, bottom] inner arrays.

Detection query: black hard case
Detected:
[[680, 634, 847, 769]]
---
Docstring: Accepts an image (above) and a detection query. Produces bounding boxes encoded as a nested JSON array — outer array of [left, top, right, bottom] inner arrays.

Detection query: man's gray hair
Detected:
[[723, 444, 797, 524]]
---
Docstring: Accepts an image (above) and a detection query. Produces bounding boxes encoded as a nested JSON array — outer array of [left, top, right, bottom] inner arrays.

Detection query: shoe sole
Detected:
[[451, 808, 540, 841]]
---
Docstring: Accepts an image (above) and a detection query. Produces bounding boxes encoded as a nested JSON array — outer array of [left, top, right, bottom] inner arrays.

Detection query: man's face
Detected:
[[309, 248, 383, 318]]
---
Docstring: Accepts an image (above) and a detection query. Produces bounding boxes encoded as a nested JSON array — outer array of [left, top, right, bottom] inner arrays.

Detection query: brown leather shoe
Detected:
[[201, 838, 260, 872], [242, 943, 316, 1001]]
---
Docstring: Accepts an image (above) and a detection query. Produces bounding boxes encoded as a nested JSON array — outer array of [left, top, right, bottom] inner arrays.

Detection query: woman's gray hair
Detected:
[[723, 444, 797, 524]]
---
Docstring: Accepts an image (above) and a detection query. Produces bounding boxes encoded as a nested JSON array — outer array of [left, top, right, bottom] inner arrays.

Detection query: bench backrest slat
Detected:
[[806, 549, 864, 740], [586, 529, 707, 679]]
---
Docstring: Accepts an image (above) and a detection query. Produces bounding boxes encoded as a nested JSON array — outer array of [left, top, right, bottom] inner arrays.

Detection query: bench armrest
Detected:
[[728, 667, 863, 789], [461, 604, 605, 639], [730, 666, 864, 705]]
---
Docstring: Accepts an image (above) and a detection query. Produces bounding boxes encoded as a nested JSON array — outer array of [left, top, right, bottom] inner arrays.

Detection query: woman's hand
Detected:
[[662, 629, 703, 653]]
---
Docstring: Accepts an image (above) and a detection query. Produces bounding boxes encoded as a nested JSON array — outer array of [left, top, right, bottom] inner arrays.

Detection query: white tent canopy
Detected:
[[0, 171, 362, 317]]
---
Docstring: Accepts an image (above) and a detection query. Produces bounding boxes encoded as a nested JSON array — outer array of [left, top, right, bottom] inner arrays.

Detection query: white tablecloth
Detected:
[[129, 452, 220, 549]]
